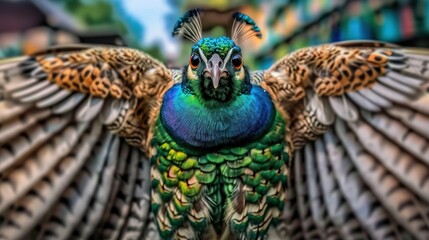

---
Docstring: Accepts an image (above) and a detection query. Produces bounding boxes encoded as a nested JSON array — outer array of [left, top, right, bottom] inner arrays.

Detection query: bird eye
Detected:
[[231, 55, 242, 69], [189, 54, 200, 69]]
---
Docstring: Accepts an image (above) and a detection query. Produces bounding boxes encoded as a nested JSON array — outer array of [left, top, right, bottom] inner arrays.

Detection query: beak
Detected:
[[207, 54, 223, 89]]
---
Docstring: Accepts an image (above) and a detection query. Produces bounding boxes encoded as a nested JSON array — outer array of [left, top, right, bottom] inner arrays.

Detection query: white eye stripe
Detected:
[[198, 48, 209, 66], [222, 49, 234, 70]]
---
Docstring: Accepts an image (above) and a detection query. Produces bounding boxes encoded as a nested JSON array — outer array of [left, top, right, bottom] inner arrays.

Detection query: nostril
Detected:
[[218, 62, 222, 67]]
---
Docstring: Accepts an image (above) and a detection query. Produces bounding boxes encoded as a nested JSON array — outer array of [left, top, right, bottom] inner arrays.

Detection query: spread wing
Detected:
[[259, 41, 429, 239], [0, 45, 173, 239]]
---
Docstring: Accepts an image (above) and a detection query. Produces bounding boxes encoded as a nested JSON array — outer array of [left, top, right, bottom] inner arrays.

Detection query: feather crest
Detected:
[[231, 12, 262, 44], [172, 9, 203, 43]]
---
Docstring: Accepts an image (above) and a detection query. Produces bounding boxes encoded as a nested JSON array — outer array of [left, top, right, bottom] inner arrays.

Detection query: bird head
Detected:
[[172, 9, 262, 106], [182, 37, 251, 105]]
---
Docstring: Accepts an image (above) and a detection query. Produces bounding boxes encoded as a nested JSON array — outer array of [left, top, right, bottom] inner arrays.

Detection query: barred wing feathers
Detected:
[[0, 45, 173, 239], [261, 41, 429, 239]]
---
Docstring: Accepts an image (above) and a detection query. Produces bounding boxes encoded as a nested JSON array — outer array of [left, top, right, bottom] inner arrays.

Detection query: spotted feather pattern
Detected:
[[264, 43, 391, 104], [32, 47, 171, 99], [263, 41, 427, 151]]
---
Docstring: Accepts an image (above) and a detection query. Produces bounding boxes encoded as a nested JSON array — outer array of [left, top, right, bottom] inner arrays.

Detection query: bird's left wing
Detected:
[[0, 45, 173, 239], [259, 41, 429, 239]]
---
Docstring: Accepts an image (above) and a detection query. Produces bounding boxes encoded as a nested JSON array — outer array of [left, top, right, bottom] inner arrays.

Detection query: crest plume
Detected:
[[173, 9, 262, 45], [172, 9, 203, 43], [231, 12, 262, 44]]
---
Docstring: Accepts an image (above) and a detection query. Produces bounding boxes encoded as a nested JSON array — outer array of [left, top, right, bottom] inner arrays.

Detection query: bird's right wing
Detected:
[[0, 45, 173, 239], [259, 41, 429, 239]]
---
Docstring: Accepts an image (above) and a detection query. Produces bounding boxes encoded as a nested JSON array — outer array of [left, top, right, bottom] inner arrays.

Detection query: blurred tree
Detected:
[[168, 0, 260, 10], [51, 0, 166, 61], [53, 0, 127, 34]]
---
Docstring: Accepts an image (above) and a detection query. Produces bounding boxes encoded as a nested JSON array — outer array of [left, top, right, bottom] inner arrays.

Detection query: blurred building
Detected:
[[0, 0, 126, 58], [256, 0, 429, 68]]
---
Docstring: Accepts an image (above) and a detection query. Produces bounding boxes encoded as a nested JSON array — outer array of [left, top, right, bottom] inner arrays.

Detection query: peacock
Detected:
[[0, 8, 429, 240]]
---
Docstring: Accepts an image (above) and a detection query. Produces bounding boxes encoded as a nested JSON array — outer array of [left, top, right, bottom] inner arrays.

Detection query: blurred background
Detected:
[[0, 0, 428, 69]]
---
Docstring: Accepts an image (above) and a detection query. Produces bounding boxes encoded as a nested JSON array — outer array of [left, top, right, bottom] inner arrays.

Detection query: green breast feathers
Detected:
[[150, 110, 288, 239]]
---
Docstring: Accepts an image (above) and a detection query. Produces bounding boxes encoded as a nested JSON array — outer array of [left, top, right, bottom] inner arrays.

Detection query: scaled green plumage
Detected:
[[193, 37, 237, 58], [151, 110, 288, 239]]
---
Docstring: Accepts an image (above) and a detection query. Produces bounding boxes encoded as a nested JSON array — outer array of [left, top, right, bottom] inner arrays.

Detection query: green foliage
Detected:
[[76, 3, 125, 32], [55, 0, 128, 34], [52, 0, 166, 61]]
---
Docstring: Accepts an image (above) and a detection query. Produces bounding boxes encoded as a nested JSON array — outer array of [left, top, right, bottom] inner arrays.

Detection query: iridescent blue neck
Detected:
[[160, 84, 275, 149]]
